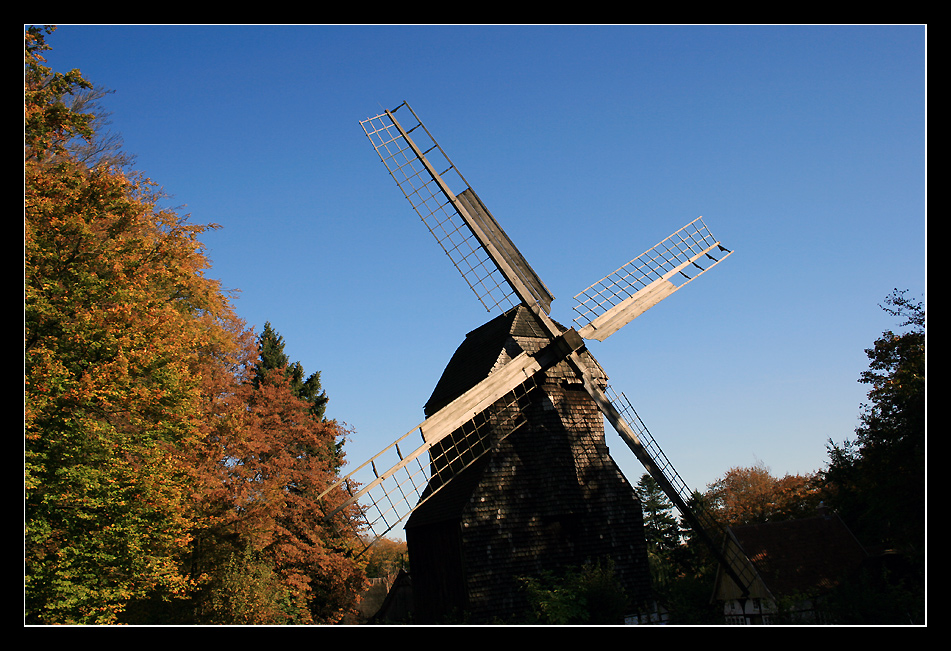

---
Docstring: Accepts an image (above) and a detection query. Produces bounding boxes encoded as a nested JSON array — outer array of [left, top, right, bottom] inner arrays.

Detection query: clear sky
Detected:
[[42, 25, 926, 520]]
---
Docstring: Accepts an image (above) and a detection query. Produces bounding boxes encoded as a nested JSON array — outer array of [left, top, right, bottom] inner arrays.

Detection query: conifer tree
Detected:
[[635, 473, 681, 555], [254, 322, 329, 421]]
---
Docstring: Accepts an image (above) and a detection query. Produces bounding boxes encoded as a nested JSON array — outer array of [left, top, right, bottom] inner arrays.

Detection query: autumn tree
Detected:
[[63, 82, 136, 170], [814, 290, 925, 624], [364, 537, 408, 578], [24, 26, 92, 162], [25, 25, 237, 623], [705, 462, 822, 527], [638, 464, 821, 624], [25, 27, 365, 624], [178, 325, 365, 624]]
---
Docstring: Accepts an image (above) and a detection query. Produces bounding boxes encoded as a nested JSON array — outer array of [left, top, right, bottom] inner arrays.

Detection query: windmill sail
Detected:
[[544, 337, 757, 597], [317, 371, 539, 553], [573, 217, 732, 341], [361, 102, 554, 314], [595, 386, 759, 595]]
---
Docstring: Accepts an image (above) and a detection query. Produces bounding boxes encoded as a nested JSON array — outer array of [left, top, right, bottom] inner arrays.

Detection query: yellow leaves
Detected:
[[26, 141, 240, 625]]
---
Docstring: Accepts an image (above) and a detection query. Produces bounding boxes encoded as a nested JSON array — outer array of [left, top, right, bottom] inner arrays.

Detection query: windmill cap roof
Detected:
[[423, 306, 558, 415]]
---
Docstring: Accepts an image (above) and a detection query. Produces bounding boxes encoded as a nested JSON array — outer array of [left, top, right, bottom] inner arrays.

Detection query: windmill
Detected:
[[318, 101, 756, 620]]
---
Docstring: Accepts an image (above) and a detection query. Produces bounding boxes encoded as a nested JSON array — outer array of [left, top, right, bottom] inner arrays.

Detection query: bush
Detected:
[[520, 558, 628, 624]]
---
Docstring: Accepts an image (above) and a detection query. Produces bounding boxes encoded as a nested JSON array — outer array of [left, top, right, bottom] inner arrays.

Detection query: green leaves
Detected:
[[824, 289, 925, 556], [520, 559, 629, 625], [635, 473, 682, 554], [25, 31, 224, 622]]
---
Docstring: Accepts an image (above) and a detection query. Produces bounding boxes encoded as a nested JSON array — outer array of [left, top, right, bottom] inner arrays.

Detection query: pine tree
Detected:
[[635, 473, 681, 554], [254, 322, 329, 421]]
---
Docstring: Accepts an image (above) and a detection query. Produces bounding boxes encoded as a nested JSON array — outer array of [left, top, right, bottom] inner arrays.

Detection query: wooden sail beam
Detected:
[[578, 241, 729, 341], [382, 105, 554, 314]]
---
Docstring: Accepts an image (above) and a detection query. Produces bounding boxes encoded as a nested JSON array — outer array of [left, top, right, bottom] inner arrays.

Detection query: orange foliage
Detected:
[[24, 123, 235, 621], [706, 462, 823, 527], [25, 26, 364, 623], [188, 339, 366, 623], [364, 536, 409, 578]]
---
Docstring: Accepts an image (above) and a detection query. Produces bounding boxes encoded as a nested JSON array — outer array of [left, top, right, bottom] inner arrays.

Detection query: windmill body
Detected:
[[316, 102, 758, 622], [406, 306, 650, 622]]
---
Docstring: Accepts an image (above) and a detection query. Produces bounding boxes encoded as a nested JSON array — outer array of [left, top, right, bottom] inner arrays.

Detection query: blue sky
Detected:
[[42, 24, 926, 515]]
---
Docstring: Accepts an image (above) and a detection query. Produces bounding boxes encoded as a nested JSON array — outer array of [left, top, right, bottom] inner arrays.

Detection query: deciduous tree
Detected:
[[187, 343, 365, 624], [705, 462, 822, 527], [24, 26, 92, 163], [364, 536, 408, 578], [25, 26, 236, 623], [25, 26, 367, 625]]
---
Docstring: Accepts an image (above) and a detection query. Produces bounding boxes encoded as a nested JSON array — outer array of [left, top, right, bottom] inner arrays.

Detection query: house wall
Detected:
[[723, 596, 826, 625]]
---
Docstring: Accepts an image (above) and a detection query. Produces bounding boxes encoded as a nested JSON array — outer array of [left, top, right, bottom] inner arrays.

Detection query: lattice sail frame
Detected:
[[361, 105, 520, 313], [606, 388, 759, 592], [572, 217, 732, 341]]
